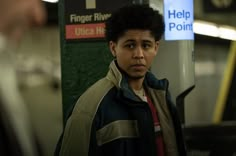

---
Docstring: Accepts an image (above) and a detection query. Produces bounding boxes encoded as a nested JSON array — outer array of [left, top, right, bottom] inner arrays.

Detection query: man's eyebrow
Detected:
[[142, 40, 153, 43], [123, 39, 135, 43], [123, 39, 153, 43]]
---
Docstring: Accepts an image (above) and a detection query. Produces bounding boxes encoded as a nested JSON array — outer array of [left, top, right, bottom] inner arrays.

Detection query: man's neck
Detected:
[[128, 77, 144, 90]]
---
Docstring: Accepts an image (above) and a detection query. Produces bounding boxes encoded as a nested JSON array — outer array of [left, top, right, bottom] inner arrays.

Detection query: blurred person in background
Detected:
[[0, 0, 46, 155]]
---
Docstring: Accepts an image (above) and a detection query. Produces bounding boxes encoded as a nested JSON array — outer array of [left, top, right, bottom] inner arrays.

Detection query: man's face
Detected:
[[109, 30, 159, 79]]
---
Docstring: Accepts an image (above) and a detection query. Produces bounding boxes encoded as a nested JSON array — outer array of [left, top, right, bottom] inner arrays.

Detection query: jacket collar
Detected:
[[106, 60, 169, 101]]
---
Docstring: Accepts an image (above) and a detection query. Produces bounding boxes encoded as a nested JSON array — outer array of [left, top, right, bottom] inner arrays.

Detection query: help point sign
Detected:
[[164, 0, 194, 40]]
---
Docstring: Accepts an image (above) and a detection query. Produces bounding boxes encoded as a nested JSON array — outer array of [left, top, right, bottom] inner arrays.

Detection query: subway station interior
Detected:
[[1, 0, 236, 156]]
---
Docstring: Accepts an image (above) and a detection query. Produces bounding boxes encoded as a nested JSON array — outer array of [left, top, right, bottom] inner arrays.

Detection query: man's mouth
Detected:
[[130, 64, 145, 69]]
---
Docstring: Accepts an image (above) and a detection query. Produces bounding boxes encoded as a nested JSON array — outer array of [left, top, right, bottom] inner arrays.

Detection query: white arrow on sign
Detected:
[[86, 0, 96, 9]]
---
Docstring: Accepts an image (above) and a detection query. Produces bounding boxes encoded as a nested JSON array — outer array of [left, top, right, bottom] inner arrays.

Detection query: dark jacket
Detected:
[[59, 61, 186, 156]]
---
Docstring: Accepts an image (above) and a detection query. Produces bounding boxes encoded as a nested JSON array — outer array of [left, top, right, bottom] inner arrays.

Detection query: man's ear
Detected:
[[109, 41, 117, 57], [154, 41, 160, 55]]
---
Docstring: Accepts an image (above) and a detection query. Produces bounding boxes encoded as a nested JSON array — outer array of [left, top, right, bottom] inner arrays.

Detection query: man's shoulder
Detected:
[[72, 78, 114, 114], [83, 77, 114, 96]]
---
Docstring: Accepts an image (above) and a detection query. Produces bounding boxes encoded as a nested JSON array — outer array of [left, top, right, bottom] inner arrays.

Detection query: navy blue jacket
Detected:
[[58, 61, 186, 156]]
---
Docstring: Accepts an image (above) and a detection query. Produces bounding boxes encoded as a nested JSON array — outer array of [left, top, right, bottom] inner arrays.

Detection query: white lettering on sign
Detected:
[[69, 13, 111, 24], [70, 14, 93, 23], [96, 26, 104, 35], [94, 13, 111, 22], [86, 0, 96, 9], [75, 28, 95, 36]]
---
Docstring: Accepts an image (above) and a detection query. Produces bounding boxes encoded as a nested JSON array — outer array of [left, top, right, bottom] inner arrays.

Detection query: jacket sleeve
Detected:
[[59, 111, 95, 156], [59, 78, 113, 156]]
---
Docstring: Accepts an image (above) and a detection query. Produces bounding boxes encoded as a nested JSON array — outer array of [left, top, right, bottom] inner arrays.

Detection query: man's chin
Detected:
[[129, 74, 145, 80]]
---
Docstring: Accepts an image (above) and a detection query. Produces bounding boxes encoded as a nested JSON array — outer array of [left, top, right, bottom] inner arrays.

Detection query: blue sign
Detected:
[[164, 0, 194, 40]]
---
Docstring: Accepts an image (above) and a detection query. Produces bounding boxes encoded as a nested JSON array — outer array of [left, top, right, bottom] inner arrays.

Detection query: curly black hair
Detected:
[[105, 4, 165, 42]]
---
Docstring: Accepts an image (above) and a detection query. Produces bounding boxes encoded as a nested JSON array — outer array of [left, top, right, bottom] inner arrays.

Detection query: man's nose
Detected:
[[133, 46, 144, 59]]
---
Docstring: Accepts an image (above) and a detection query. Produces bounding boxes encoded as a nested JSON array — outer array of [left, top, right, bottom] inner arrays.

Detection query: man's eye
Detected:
[[142, 44, 151, 49], [125, 44, 135, 49]]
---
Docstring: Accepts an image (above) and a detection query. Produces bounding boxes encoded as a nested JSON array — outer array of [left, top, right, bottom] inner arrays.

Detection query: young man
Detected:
[[59, 4, 186, 156]]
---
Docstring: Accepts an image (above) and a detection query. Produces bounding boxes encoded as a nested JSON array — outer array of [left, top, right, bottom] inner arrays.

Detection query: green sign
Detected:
[[64, 0, 133, 40]]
